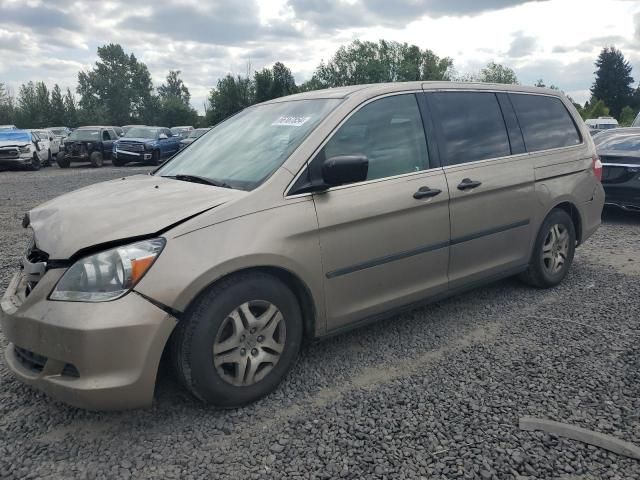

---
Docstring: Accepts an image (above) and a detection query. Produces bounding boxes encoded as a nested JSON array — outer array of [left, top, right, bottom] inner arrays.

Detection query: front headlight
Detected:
[[50, 238, 165, 302], [19, 146, 30, 153], [145, 143, 153, 150]]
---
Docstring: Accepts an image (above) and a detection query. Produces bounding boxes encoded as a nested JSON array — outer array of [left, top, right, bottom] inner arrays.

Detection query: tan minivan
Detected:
[[0, 82, 604, 410]]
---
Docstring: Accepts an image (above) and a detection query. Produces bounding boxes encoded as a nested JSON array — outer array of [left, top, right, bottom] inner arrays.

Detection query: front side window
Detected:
[[320, 94, 428, 181], [509, 94, 581, 152], [156, 99, 341, 191], [430, 91, 511, 166]]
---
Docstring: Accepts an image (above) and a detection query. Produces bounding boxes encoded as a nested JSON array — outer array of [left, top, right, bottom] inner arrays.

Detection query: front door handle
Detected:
[[457, 178, 482, 190], [413, 186, 442, 199]]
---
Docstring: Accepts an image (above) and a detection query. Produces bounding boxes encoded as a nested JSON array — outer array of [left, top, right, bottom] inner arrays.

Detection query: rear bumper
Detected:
[[0, 269, 177, 410], [602, 184, 640, 212]]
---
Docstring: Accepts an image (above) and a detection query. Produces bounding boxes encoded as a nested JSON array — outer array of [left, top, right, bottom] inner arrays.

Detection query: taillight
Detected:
[[592, 155, 602, 182]]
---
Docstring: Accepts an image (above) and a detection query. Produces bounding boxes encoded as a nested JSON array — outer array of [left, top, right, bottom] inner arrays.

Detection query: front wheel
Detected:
[[57, 156, 70, 168], [520, 209, 576, 288], [149, 149, 160, 166], [90, 151, 103, 168], [28, 153, 41, 171], [170, 272, 303, 407]]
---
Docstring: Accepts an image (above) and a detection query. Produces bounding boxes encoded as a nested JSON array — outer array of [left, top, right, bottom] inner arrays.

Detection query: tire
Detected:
[[28, 153, 41, 171], [149, 149, 160, 166], [519, 209, 576, 288], [90, 151, 104, 168], [170, 272, 303, 407], [57, 156, 70, 168], [112, 157, 126, 167]]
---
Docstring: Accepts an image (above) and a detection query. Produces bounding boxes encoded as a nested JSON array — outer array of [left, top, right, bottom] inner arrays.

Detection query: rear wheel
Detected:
[[28, 153, 41, 171], [90, 151, 103, 168], [171, 272, 303, 407], [57, 156, 70, 168], [520, 209, 576, 288]]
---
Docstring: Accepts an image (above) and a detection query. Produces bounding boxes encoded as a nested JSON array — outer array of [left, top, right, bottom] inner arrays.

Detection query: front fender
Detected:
[[135, 199, 327, 335]]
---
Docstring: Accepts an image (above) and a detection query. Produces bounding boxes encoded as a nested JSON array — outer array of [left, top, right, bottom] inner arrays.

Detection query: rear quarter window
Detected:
[[509, 94, 582, 152]]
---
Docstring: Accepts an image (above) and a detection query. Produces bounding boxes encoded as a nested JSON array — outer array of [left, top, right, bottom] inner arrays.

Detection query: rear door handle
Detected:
[[413, 186, 442, 199], [457, 178, 482, 190]]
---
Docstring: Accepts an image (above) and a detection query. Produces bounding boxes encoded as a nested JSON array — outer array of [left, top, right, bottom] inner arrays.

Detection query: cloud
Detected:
[[118, 2, 301, 46], [552, 36, 628, 54], [288, 0, 550, 30], [1, 3, 81, 31], [507, 32, 537, 58]]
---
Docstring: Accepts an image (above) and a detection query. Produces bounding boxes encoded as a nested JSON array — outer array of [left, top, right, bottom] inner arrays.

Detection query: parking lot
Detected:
[[0, 166, 639, 479]]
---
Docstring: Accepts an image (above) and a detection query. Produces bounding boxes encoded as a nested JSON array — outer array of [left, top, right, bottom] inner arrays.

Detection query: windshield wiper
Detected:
[[162, 174, 232, 189]]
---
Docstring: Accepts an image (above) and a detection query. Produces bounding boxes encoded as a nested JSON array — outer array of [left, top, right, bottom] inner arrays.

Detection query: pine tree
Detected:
[[590, 47, 634, 119]]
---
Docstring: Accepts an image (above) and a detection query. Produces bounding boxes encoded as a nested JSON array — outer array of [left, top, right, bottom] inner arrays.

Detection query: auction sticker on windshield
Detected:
[[272, 116, 311, 127]]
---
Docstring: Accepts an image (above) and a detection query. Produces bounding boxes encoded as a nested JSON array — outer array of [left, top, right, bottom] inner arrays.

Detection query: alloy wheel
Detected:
[[213, 300, 286, 387], [542, 223, 569, 275]]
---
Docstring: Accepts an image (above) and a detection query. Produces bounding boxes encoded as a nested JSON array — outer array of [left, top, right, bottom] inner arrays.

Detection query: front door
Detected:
[[310, 93, 451, 331], [425, 90, 535, 288]]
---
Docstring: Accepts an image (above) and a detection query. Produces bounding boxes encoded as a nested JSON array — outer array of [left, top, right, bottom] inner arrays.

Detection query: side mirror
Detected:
[[49, 136, 54, 141], [119, 132, 124, 137], [159, 133, 168, 139], [322, 155, 368, 187]]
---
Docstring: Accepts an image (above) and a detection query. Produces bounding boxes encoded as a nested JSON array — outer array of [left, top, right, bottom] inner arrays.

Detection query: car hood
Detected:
[[118, 137, 155, 143], [29, 174, 245, 259]]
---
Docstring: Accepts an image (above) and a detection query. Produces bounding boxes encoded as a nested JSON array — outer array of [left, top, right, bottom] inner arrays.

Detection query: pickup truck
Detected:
[[113, 126, 181, 166], [59, 126, 118, 168]]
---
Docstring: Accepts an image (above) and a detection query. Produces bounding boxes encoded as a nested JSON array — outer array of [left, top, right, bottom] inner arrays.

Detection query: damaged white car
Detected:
[[0, 129, 47, 170]]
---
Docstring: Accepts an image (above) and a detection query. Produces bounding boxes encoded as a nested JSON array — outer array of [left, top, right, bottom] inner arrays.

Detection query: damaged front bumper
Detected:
[[0, 266, 177, 410], [114, 149, 153, 161]]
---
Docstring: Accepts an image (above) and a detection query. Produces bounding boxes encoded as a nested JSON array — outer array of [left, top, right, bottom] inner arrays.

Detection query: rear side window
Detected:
[[509, 94, 581, 152], [429, 92, 511, 166]]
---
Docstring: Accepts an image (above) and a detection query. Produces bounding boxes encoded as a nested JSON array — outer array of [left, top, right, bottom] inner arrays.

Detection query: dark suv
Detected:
[[58, 126, 118, 168]]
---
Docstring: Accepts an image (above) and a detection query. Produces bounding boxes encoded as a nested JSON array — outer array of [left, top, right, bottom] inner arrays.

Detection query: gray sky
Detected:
[[1, 0, 639, 112]]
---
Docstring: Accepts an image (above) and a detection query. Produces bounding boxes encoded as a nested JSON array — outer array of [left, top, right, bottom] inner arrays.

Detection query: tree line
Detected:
[[0, 40, 638, 130]]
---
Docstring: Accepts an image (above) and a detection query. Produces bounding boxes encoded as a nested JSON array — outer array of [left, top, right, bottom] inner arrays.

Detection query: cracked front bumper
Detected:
[[0, 269, 177, 410]]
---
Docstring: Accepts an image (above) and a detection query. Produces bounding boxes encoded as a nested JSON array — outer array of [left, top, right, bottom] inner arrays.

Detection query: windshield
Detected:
[[156, 99, 341, 190], [0, 131, 30, 143], [125, 127, 158, 139], [596, 124, 617, 130], [188, 129, 208, 138], [67, 129, 100, 141], [597, 134, 640, 152], [50, 129, 66, 135]]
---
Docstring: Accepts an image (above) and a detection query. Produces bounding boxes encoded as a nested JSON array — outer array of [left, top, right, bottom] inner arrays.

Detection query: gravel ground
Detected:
[[0, 165, 639, 479]]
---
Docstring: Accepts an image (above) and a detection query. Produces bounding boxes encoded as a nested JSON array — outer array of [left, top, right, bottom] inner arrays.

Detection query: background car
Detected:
[[0, 125, 17, 130], [31, 129, 61, 165], [597, 129, 640, 212], [110, 126, 124, 138], [47, 127, 72, 141], [0, 129, 46, 170], [179, 127, 210, 149], [59, 126, 118, 168], [170, 126, 194, 139], [113, 126, 181, 166], [585, 116, 619, 135]]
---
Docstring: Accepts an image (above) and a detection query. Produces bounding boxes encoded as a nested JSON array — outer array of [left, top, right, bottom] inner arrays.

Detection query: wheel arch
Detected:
[[550, 201, 583, 245], [182, 266, 317, 341]]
